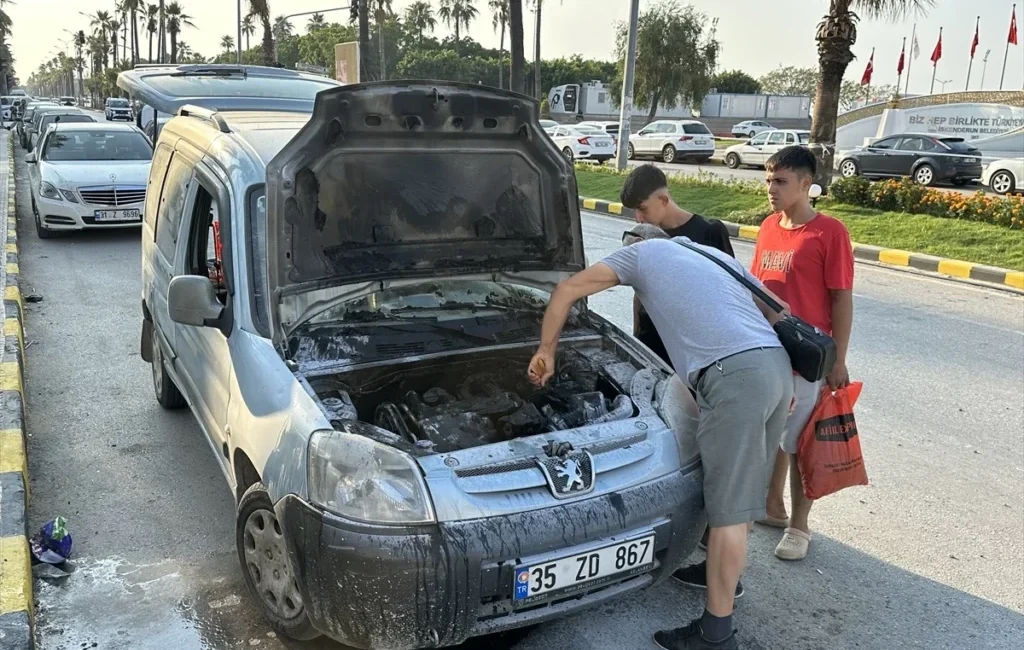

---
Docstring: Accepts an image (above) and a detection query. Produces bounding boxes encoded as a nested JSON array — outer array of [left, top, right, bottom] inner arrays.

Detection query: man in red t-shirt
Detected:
[[751, 145, 854, 562]]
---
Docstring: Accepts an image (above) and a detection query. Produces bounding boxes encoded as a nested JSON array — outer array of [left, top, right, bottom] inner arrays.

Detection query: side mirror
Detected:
[[25, 153, 36, 164], [168, 275, 225, 328]]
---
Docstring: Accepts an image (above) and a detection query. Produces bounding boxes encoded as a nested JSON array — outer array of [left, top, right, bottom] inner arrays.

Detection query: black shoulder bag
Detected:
[[675, 240, 837, 383]]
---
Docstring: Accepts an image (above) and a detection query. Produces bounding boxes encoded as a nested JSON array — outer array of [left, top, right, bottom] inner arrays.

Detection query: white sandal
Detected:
[[775, 527, 811, 561]]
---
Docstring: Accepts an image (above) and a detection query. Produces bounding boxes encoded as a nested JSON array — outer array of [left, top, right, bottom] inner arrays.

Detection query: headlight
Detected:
[[308, 430, 435, 524], [39, 181, 62, 201]]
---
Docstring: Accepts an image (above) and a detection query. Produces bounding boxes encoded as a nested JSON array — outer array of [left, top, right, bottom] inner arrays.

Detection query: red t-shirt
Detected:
[[750, 212, 854, 335]]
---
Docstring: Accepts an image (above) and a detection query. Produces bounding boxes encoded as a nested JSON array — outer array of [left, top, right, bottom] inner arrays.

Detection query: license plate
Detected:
[[694, 138, 709, 145], [94, 209, 140, 222], [595, 141, 609, 147], [513, 534, 655, 606]]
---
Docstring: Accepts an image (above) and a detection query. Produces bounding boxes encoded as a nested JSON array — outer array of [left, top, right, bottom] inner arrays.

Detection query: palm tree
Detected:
[[122, 0, 144, 63], [246, 1, 275, 66], [508, 0, 524, 93], [92, 10, 112, 68], [0, 1, 13, 95], [272, 15, 294, 42], [176, 40, 194, 61], [438, 0, 478, 48], [165, 1, 195, 64], [116, 1, 129, 66], [489, 1, 508, 88], [109, 17, 121, 65], [146, 3, 158, 62], [158, 0, 166, 63], [74, 30, 87, 101], [220, 35, 235, 54], [369, 1, 394, 80], [307, 12, 326, 33], [242, 14, 256, 50], [810, 0, 933, 189], [404, 1, 436, 44], [357, 0, 371, 79]]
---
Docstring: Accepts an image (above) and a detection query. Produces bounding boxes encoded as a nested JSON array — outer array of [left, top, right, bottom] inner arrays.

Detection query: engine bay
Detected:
[[305, 344, 645, 453]]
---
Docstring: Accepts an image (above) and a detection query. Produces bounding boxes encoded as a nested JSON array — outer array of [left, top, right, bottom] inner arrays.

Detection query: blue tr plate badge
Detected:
[[514, 567, 531, 600]]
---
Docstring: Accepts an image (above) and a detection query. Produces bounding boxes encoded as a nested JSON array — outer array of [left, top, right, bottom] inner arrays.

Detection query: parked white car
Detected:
[[723, 129, 810, 169], [549, 124, 616, 163], [578, 121, 621, 147], [627, 120, 714, 164], [26, 122, 152, 238], [731, 120, 774, 138], [539, 119, 558, 131], [981, 158, 1023, 195]]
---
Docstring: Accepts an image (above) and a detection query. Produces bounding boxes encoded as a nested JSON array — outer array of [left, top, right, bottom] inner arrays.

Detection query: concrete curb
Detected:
[[579, 196, 1024, 292], [0, 131, 33, 648]]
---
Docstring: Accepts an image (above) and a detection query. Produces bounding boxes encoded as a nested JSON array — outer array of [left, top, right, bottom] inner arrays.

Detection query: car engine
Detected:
[[308, 345, 642, 453]]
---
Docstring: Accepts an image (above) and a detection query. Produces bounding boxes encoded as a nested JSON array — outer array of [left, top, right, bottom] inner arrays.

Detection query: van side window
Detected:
[[155, 156, 192, 261], [145, 144, 174, 232], [185, 184, 228, 304]]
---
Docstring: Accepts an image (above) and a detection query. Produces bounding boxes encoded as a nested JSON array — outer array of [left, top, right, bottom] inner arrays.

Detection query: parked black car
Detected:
[[837, 133, 983, 186]]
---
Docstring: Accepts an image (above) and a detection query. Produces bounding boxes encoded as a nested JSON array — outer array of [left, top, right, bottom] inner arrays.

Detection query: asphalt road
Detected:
[[16, 143, 1023, 649]]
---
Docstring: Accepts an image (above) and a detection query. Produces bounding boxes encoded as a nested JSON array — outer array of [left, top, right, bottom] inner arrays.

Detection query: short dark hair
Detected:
[[620, 163, 668, 208], [766, 145, 817, 177]]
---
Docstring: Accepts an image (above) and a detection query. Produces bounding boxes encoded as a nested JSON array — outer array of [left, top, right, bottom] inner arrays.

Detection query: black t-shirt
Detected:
[[635, 215, 735, 367]]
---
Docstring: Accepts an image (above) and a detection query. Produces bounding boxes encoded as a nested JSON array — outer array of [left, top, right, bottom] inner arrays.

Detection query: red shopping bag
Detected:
[[796, 382, 869, 500]]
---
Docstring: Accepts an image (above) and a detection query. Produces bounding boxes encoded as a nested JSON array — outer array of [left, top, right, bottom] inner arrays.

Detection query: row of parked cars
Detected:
[[14, 66, 709, 649], [541, 118, 717, 164]]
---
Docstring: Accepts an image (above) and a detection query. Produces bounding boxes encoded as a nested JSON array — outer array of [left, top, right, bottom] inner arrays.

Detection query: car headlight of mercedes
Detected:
[[308, 430, 435, 524], [39, 181, 62, 201]]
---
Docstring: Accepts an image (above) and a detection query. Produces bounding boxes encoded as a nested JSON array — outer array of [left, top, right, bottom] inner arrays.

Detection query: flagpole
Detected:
[[930, 27, 942, 94], [966, 16, 979, 91], [1001, 4, 1015, 90], [905, 22, 916, 94]]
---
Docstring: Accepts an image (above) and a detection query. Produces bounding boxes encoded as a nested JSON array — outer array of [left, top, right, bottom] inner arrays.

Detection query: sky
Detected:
[[8, 0, 1024, 94]]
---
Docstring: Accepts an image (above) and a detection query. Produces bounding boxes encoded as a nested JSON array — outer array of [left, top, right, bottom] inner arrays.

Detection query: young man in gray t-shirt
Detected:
[[528, 236, 793, 650]]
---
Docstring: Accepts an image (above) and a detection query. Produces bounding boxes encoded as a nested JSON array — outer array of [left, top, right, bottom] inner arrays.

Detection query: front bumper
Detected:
[[35, 193, 143, 231], [279, 464, 704, 650], [107, 111, 133, 121]]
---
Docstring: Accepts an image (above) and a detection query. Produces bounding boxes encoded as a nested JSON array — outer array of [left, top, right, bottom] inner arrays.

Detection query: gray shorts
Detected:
[[694, 346, 793, 527]]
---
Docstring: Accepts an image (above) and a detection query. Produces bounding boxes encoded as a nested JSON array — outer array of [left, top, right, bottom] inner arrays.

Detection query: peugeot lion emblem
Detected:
[[536, 448, 595, 499], [109, 173, 117, 182]]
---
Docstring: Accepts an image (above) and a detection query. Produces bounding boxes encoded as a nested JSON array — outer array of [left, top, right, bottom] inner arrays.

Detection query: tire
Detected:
[[237, 483, 320, 642], [839, 159, 859, 178], [748, 130, 756, 138], [150, 330, 187, 409], [725, 153, 740, 169], [627, 143, 635, 160], [662, 144, 677, 164], [562, 146, 574, 162], [913, 164, 936, 186], [990, 170, 1016, 195], [31, 197, 55, 240]]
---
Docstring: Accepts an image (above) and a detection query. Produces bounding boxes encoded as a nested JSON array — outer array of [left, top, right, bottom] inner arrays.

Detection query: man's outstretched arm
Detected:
[[529, 263, 621, 386]]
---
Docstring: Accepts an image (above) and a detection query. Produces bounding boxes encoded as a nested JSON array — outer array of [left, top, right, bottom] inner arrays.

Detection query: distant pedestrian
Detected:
[[527, 225, 793, 650], [619, 164, 734, 367], [751, 145, 855, 561]]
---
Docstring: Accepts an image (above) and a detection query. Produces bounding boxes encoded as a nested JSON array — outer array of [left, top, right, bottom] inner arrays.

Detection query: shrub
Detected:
[[828, 176, 872, 205], [725, 207, 773, 225]]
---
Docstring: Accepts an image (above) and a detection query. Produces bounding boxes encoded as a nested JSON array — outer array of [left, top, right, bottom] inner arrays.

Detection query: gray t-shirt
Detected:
[[601, 237, 783, 386]]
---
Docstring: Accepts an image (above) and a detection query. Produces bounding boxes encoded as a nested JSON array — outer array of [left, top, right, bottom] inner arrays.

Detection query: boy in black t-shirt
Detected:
[[620, 165, 736, 367]]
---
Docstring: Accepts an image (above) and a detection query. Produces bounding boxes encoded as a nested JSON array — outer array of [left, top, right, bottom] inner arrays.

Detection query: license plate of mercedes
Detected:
[[94, 209, 140, 222], [513, 534, 655, 606]]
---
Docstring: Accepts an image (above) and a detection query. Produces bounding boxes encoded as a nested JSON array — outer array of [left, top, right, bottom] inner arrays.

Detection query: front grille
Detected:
[[78, 186, 146, 207]]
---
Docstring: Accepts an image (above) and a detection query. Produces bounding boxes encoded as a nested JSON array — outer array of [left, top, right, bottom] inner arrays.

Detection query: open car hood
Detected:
[[265, 81, 586, 345]]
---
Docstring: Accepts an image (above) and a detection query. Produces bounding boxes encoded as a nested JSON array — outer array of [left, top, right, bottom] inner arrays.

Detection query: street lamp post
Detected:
[[237, 0, 243, 64], [615, 0, 641, 171]]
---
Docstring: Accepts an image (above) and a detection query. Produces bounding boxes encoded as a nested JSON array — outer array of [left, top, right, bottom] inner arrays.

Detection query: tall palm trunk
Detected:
[[509, 0, 525, 93], [123, 14, 128, 64], [131, 10, 139, 63], [171, 32, 178, 63], [261, 17, 274, 66], [149, 30, 153, 62], [158, 0, 165, 63], [498, 20, 505, 89], [810, 0, 858, 193], [358, 0, 372, 80], [378, 19, 386, 80], [533, 1, 542, 98]]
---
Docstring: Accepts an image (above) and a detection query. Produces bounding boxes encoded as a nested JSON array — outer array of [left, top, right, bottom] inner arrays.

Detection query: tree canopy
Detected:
[[712, 69, 760, 94]]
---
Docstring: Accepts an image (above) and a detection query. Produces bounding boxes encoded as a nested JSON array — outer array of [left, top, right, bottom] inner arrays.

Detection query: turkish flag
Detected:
[[931, 32, 943, 64], [971, 24, 979, 58], [861, 51, 874, 85], [1010, 8, 1019, 45], [897, 45, 905, 75]]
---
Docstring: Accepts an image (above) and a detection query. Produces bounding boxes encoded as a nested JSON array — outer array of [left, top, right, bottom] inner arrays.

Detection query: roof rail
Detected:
[[178, 104, 231, 133]]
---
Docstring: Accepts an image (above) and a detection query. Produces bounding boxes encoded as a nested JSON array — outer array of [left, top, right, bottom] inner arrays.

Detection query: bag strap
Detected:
[[674, 239, 785, 314]]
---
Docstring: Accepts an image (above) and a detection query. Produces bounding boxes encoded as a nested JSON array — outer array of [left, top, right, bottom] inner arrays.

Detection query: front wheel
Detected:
[[151, 330, 187, 409], [627, 143, 635, 160], [662, 144, 677, 164], [990, 170, 1016, 195], [913, 164, 936, 186], [562, 146, 574, 162], [839, 159, 858, 178], [237, 483, 320, 642], [725, 153, 740, 169]]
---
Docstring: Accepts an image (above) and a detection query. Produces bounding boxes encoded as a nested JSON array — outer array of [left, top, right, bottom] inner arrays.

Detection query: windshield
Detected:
[[307, 280, 551, 325], [108, 99, 130, 107], [42, 130, 153, 162]]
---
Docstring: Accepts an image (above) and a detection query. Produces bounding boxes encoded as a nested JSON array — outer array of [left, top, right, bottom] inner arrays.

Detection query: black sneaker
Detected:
[[653, 619, 738, 650], [671, 561, 744, 599]]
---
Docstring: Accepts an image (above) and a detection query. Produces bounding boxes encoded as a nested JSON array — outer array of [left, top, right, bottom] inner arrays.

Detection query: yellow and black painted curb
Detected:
[[579, 196, 1024, 292], [0, 131, 33, 648]]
